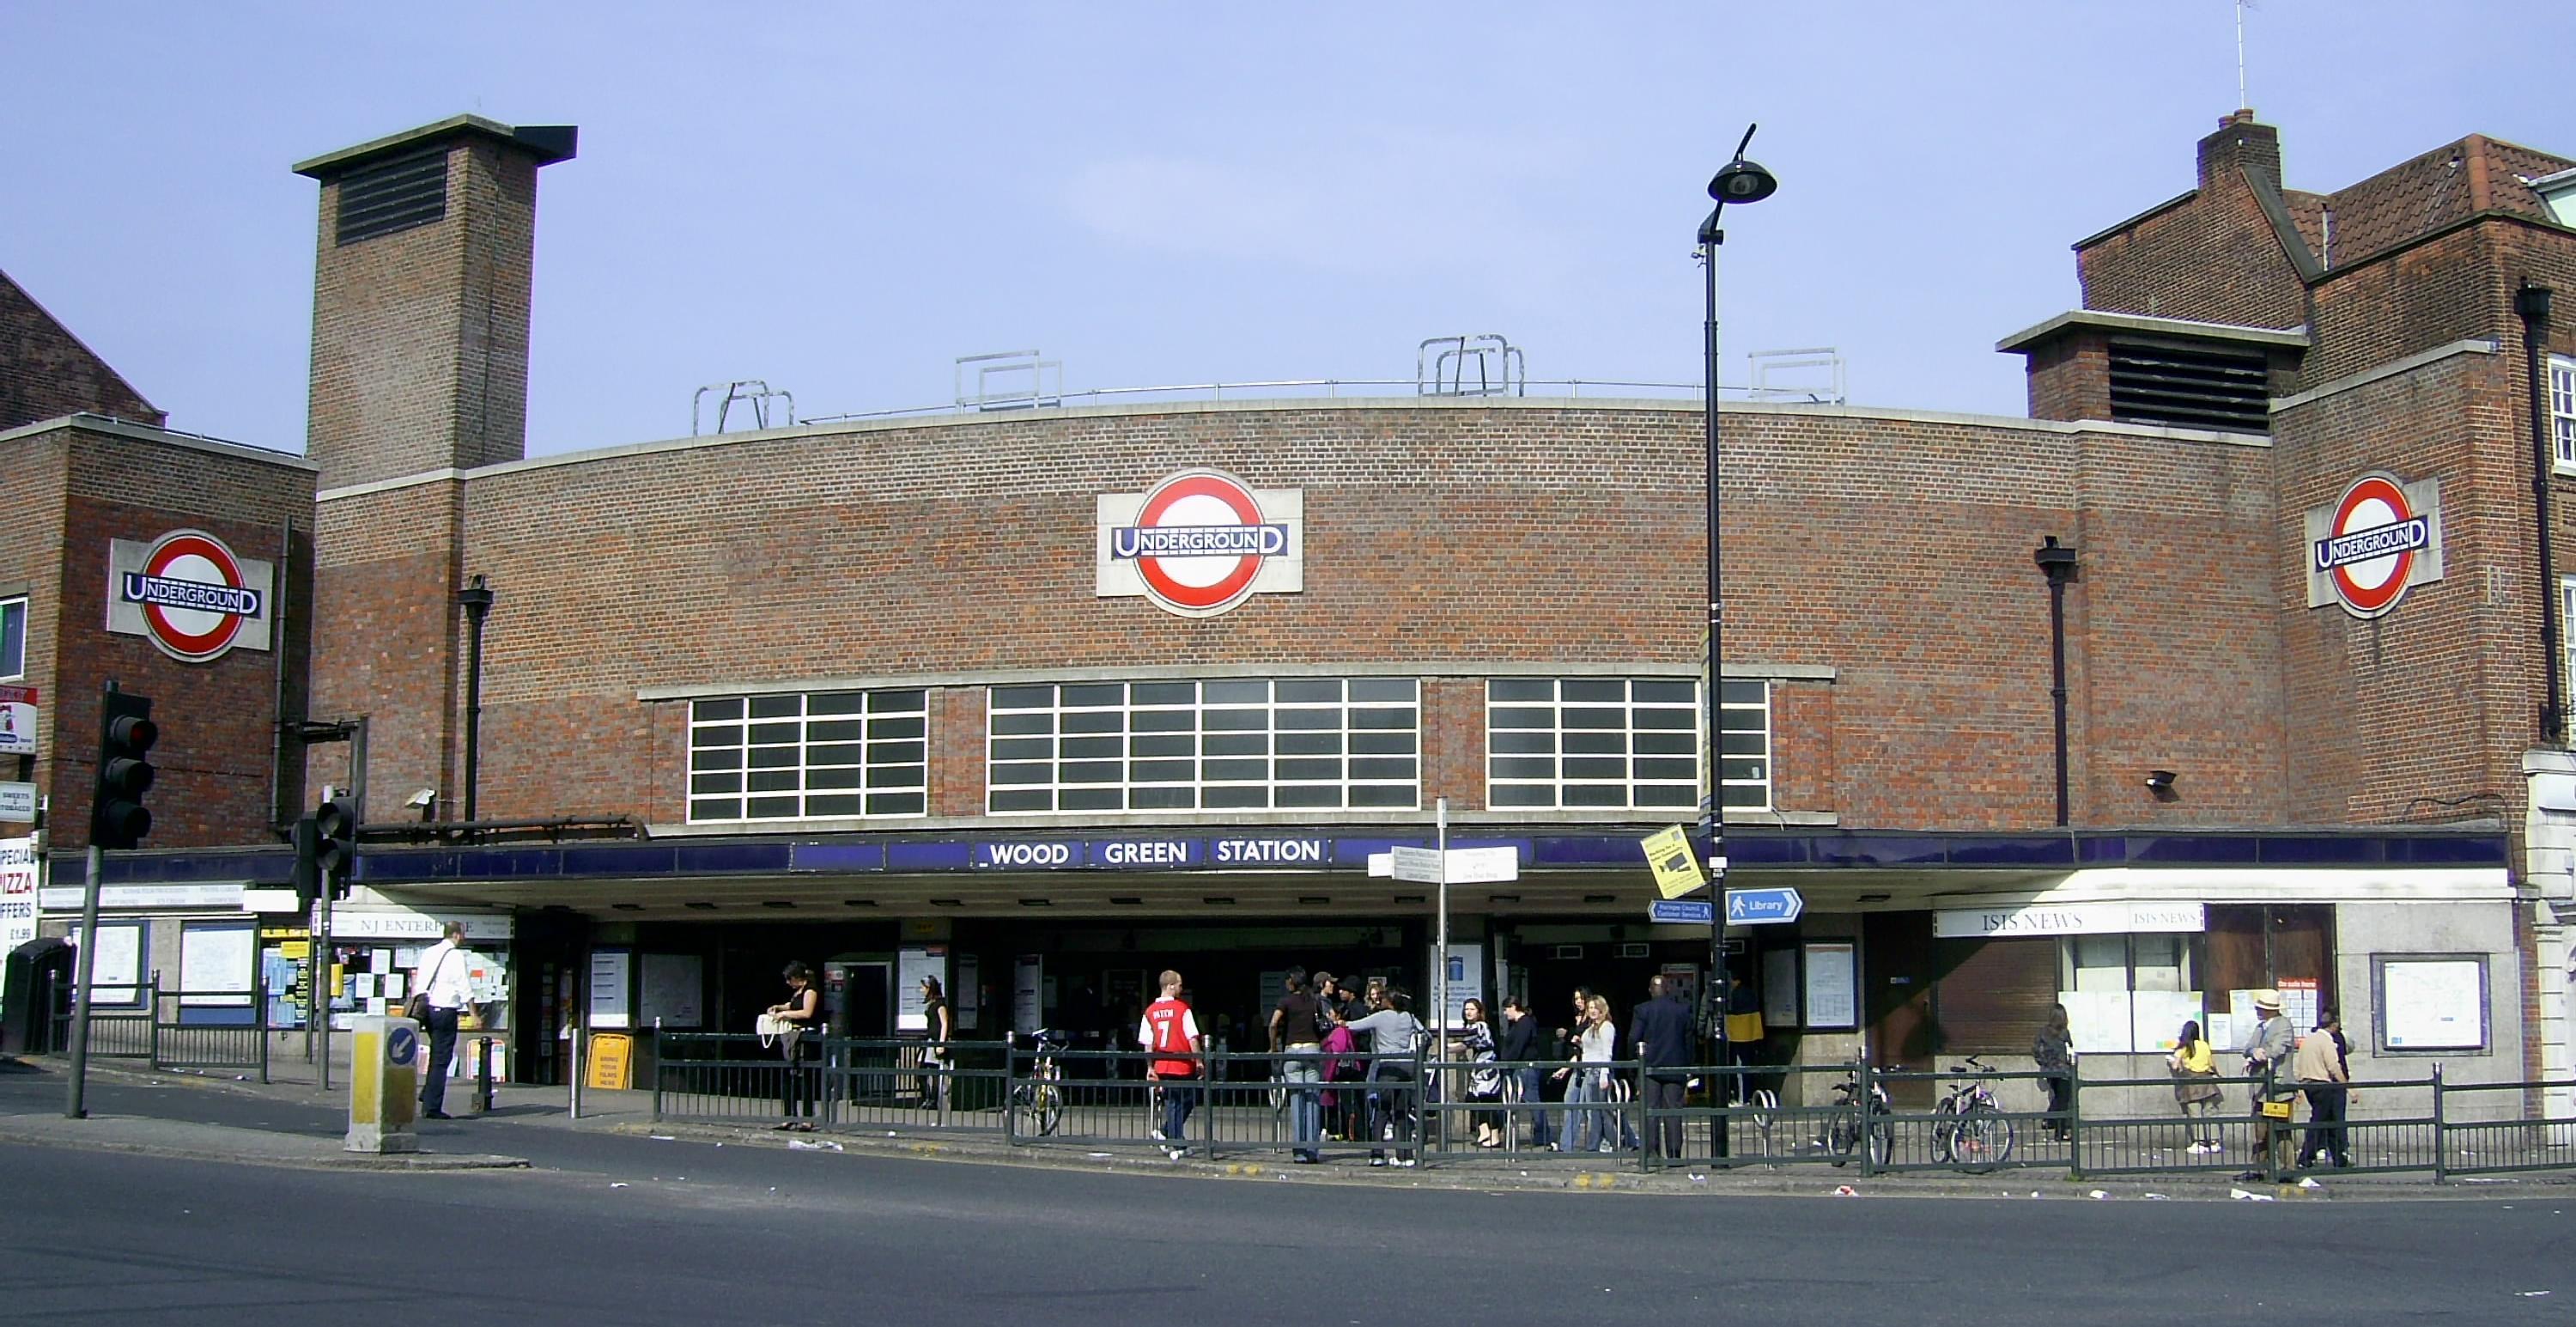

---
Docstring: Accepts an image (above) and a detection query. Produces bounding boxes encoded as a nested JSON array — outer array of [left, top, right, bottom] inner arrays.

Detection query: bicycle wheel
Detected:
[[1929, 1099, 1960, 1165], [1826, 1103, 1858, 1166], [1955, 1100, 2013, 1166], [1033, 1081, 1063, 1136], [1868, 1120, 1894, 1169]]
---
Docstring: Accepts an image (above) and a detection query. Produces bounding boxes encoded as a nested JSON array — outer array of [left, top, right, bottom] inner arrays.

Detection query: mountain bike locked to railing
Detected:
[[1010, 1028, 1069, 1136], [1820, 1062, 1893, 1168], [1929, 1054, 2016, 1167]]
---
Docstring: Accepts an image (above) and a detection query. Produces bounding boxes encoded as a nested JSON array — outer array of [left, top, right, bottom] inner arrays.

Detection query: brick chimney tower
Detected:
[[294, 116, 576, 490], [293, 116, 573, 825]]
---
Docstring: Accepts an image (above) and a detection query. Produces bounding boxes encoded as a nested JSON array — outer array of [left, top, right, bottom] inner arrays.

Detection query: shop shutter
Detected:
[[1930, 936, 2058, 1055]]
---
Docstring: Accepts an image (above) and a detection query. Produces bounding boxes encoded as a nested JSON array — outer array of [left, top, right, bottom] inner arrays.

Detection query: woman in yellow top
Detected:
[[2168, 1018, 2223, 1154]]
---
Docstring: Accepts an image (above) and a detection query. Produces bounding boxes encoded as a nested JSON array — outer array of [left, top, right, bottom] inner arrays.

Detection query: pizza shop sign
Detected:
[[2306, 472, 2444, 619]]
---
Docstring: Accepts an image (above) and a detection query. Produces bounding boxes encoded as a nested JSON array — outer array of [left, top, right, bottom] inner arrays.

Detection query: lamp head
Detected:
[[1707, 157, 1778, 205], [454, 574, 495, 618], [2033, 535, 2080, 584]]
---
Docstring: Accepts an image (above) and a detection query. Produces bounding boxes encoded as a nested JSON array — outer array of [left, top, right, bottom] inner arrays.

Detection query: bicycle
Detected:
[[1010, 1028, 1068, 1136], [1820, 1068, 1893, 1168], [1929, 1055, 2016, 1168]]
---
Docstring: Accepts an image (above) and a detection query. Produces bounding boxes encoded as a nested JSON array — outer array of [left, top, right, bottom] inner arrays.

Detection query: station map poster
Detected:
[[2379, 955, 2488, 1051], [71, 922, 143, 1007], [897, 946, 945, 1032], [589, 949, 631, 1029], [1802, 941, 1856, 1029]]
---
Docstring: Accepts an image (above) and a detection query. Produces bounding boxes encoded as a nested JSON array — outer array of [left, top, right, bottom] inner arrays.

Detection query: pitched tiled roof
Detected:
[[2323, 135, 2575, 269]]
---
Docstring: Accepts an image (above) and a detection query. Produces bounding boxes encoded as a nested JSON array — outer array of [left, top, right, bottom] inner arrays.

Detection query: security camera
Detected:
[[405, 788, 437, 808]]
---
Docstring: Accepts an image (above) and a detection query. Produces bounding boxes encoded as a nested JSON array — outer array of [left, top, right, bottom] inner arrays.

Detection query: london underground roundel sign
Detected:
[[1106, 469, 1293, 618], [121, 529, 265, 661], [2313, 473, 2428, 618]]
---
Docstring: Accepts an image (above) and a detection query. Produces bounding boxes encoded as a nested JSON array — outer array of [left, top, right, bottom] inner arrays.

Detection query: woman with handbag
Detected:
[[2168, 1018, 2223, 1154], [767, 962, 821, 1129]]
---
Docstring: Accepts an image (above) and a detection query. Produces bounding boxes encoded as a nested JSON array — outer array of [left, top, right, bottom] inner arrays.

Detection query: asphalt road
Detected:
[[2, 1073, 2571, 1324]]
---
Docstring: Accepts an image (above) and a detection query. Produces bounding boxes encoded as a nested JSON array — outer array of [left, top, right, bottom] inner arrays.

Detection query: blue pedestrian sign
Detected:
[[1724, 886, 1804, 925], [1649, 898, 1716, 925]]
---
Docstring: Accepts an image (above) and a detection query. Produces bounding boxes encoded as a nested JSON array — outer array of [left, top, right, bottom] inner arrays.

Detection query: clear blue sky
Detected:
[[5, 2, 2566, 459]]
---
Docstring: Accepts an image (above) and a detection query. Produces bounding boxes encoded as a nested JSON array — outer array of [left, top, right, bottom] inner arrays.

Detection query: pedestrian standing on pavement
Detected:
[[1630, 975, 1692, 1161], [1558, 994, 1618, 1154], [2168, 1018, 2223, 1154], [919, 976, 954, 1112], [1268, 966, 1326, 1163], [1334, 984, 1427, 1167], [2237, 989, 2299, 1179], [766, 960, 822, 1129], [1498, 995, 1549, 1148], [2032, 1002, 2076, 1141], [1141, 970, 1204, 1160], [2294, 1011, 2353, 1170], [412, 922, 474, 1121], [1452, 997, 1503, 1148]]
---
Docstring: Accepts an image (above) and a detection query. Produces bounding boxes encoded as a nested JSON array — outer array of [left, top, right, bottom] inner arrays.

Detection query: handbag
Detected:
[[405, 947, 455, 1024], [2259, 1097, 2293, 1120]]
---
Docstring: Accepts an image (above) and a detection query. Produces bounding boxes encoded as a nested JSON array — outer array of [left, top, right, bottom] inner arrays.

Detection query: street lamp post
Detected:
[[2033, 538, 2080, 826], [1699, 126, 1777, 1083], [455, 575, 495, 824]]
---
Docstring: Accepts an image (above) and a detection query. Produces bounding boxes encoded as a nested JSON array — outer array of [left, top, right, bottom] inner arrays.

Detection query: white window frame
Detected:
[[986, 678, 1419, 815], [2553, 354, 2576, 472], [1485, 677, 1767, 813], [686, 689, 929, 823], [0, 595, 24, 680]]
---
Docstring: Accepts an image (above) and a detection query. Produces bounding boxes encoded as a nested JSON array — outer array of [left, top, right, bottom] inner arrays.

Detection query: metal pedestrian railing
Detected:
[[48, 974, 271, 1082], [641, 1027, 2576, 1183]]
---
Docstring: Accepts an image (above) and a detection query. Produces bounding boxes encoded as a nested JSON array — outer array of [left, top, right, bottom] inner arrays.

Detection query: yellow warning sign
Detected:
[[586, 1032, 634, 1091], [1642, 825, 1706, 899]]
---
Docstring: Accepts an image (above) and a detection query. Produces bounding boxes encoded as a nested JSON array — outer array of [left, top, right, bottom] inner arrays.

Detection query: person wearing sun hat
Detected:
[[2235, 989, 2298, 1179]]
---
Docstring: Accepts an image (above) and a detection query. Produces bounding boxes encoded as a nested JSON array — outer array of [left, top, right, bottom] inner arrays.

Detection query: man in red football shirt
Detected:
[[1139, 969, 1202, 1160]]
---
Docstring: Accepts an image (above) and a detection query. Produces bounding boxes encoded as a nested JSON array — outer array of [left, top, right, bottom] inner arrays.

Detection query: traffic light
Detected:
[[91, 689, 156, 850], [289, 816, 322, 908], [314, 798, 355, 899], [293, 798, 356, 905]]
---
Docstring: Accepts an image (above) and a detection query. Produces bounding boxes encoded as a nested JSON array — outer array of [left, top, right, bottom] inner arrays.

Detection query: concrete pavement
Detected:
[[6, 1050, 2570, 1201]]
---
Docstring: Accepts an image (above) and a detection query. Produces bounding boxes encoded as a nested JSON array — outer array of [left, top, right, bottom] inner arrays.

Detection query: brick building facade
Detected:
[[15, 111, 2576, 1106]]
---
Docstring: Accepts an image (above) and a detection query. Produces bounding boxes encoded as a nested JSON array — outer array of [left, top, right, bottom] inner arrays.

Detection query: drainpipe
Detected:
[[2520, 281, 2563, 748]]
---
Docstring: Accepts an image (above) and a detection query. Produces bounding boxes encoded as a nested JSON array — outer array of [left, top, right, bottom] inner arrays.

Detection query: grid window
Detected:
[[0, 597, 21, 680], [1486, 677, 1769, 812], [687, 690, 927, 823], [2058, 933, 2202, 1054], [986, 679, 1418, 813], [2565, 578, 2576, 738], [2554, 356, 2575, 470]]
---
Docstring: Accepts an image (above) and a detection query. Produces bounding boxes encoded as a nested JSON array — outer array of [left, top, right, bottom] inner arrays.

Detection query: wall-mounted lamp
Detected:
[[2146, 769, 2179, 800]]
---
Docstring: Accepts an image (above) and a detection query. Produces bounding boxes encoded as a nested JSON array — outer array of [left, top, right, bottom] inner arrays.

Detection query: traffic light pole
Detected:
[[315, 867, 335, 1093], [63, 843, 105, 1119]]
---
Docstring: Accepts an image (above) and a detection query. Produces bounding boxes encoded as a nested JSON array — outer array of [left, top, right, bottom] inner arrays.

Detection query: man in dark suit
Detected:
[[1630, 975, 1694, 1161]]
